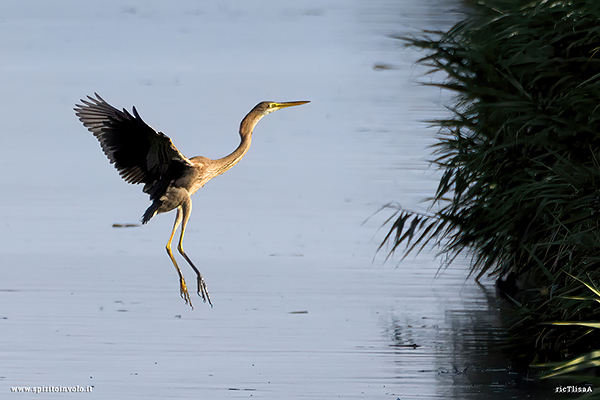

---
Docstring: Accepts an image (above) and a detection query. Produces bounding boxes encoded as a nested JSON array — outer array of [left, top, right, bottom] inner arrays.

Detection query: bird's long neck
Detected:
[[212, 111, 264, 176]]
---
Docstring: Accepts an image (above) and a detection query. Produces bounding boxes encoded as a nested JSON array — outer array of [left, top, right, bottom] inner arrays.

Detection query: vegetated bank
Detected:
[[385, 0, 600, 384]]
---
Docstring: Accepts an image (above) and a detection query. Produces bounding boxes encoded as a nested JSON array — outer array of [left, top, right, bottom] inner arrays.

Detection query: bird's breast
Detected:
[[181, 161, 215, 196]]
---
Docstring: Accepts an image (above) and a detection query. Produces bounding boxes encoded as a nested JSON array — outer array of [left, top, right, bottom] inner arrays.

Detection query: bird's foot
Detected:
[[197, 275, 212, 307], [179, 277, 193, 309]]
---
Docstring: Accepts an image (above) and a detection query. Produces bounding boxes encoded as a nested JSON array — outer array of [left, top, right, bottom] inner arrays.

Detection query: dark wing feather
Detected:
[[74, 93, 193, 201]]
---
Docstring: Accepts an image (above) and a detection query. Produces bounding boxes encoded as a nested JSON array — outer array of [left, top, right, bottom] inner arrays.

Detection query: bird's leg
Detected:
[[167, 207, 193, 309], [178, 197, 213, 307]]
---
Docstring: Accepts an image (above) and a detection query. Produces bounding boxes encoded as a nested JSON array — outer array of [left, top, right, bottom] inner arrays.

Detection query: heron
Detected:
[[74, 93, 309, 308]]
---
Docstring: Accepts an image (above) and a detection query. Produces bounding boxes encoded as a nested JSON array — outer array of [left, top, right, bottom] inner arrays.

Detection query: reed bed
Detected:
[[387, 0, 600, 372]]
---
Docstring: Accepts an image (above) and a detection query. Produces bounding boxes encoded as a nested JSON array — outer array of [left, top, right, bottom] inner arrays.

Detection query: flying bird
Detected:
[[74, 93, 309, 308]]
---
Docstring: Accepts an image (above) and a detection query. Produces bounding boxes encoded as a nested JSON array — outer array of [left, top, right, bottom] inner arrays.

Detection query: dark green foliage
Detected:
[[386, 0, 600, 362], [389, 0, 600, 282]]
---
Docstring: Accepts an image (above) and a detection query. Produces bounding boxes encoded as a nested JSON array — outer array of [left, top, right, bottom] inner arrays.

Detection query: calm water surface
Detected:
[[0, 1, 557, 399]]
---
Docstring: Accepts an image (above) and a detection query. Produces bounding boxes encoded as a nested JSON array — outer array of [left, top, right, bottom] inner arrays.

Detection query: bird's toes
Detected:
[[179, 278, 194, 309], [187, 275, 211, 307]]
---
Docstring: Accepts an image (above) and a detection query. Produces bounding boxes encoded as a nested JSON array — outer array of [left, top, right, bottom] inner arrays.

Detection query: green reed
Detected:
[[386, 0, 600, 362]]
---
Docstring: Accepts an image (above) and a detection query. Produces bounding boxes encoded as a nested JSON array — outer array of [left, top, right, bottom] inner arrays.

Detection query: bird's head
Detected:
[[254, 100, 310, 116], [240, 100, 310, 135]]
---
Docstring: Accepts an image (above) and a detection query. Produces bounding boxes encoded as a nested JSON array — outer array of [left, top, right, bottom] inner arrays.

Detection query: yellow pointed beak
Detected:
[[271, 101, 310, 110]]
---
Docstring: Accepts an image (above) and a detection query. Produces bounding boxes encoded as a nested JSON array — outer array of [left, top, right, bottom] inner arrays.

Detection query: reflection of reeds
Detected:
[[383, 0, 600, 367]]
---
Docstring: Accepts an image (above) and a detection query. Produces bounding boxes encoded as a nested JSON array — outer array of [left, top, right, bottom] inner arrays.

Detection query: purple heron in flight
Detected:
[[74, 93, 309, 308]]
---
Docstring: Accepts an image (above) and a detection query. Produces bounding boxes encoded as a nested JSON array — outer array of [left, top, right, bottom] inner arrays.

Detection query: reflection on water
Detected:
[[379, 279, 559, 399]]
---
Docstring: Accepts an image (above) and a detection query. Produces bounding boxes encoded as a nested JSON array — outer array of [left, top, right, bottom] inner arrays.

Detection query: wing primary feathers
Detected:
[[74, 93, 194, 208]]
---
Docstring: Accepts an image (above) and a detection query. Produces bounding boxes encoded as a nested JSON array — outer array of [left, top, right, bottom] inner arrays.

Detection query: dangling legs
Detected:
[[178, 197, 212, 306], [167, 206, 193, 308]]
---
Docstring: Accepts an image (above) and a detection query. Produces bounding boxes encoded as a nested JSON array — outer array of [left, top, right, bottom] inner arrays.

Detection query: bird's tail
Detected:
[[141, 201, 161, 224]]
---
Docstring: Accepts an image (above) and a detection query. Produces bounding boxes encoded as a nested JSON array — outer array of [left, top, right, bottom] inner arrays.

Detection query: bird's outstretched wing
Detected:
[[74, 93, 193, 201]]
